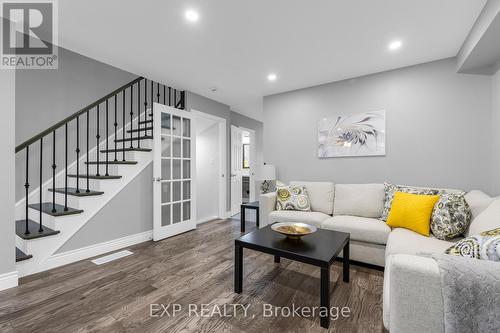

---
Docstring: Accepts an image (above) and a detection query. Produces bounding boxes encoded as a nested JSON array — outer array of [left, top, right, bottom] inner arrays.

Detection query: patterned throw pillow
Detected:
[[445, 228, 500, 262], [380, 183, 439, 221], [431, 192, 472, 240], [276, 185, 311, 212]]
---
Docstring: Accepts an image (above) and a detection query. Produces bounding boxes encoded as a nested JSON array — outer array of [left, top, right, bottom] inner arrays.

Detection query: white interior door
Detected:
[[153, 103, 196, 241], [231, 125, 243, 215]]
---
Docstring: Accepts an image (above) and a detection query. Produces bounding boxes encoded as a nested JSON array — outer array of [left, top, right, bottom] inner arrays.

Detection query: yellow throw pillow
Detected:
[[386, 192, 440, 236]]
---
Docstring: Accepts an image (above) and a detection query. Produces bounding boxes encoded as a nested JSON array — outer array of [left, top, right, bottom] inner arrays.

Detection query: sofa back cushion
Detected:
[[333, 183, 385, 218], [466, 198, 500, 237], [464, 190, 493, 220], [289, 181, 334, 215]]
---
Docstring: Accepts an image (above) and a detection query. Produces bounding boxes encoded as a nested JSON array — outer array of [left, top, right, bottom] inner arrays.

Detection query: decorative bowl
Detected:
[[271, 222, 317, 239]]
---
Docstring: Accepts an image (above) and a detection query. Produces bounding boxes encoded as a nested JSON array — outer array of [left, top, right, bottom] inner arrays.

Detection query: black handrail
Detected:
[[15, 76, 144, 153]]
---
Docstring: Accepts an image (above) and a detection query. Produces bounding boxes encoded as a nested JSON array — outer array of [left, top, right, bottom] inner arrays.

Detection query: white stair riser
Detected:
[[67, 178, 103, 191], [27, 209, 56, 229]]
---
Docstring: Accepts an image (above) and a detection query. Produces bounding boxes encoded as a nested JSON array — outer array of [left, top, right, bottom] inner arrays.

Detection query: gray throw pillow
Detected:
[[431, 192, 472, 240]]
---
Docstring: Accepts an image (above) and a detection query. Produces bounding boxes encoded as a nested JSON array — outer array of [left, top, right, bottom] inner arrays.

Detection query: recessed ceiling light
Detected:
[[388, 40, 402, 51], [267, 73, 277, 81], [185, 9, 199, 22]]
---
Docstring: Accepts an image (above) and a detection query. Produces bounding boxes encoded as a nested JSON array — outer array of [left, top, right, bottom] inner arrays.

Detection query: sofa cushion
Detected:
[[333, 183, 385, 218], [385, 227, 457, 260], [465, 190, 493, 220], [466, 198, 500, 237], [268, 210, 330, 228], [321, 216, 391, 245], [290, 181, 334, 215]]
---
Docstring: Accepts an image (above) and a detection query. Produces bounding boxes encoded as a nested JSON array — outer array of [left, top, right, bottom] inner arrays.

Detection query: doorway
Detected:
[[231, 125, 256, 216], [193, 111, 226, 224]]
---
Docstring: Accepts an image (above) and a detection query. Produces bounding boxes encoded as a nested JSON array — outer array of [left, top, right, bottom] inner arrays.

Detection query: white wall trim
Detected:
[[225, 211, 233, 219], [44, 231, 152, 271], [197, 216, 219, 225], [0, 271, 18, 291]]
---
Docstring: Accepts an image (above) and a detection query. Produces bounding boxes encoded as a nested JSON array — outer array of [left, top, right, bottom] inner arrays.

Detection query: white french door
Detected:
[[231, 125, 243, 215], [153, 103, 196, 241]]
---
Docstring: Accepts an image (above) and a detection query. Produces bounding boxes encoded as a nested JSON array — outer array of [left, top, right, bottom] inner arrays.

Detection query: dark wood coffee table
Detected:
[[234, 225, 350, 329]]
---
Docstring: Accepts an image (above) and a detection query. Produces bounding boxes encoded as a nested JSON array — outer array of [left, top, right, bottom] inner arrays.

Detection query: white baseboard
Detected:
[[197, 216, 219, 224], [0, 271, 18, 291], [225, 211, 233, 219], [44, 231, 153, 271]]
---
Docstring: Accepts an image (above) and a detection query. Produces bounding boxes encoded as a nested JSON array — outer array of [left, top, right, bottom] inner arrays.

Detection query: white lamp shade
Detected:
[[258, 165, 276, 180]]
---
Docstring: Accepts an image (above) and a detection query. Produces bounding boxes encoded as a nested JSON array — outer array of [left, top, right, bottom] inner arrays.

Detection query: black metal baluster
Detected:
[[105, 99, 109, 176], [122, 90, 126, 161], [64, 123, 68, 211], [156, 82, 160, 136], [168, 87, 171, 106], [137, 80, 141, 148], [163, 85, 166, 105], [144, 79, 148, 138], [39, 138, 43, 232], [174, 89, 177, 108], [76, 116, 80, 193], [130, 85, 134, 148], [51, 131, 56, 213], [96, 105, 100, 176], [86, 110, 90, 192], [150, 80, 153, 137], [114, 95, 118, 161], [24, 146, 30, 235], [181, 91, 186, 109]]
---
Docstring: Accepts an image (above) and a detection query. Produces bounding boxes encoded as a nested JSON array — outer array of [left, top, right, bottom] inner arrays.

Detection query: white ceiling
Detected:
[[58, 0, 487, 121]]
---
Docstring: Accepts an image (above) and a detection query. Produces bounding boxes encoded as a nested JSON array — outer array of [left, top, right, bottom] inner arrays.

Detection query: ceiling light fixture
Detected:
[[388, 40, 402, 51], [267, 73, 277, 81], [185, 9, 199, 22]]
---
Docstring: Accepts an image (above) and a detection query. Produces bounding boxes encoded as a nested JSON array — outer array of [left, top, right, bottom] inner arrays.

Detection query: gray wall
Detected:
[[492, 69, 500, 194], [185, 92, 264, 211], [0, 68, 16, 275], [57, 164, 153, 252], [15, 46, 139, 201], [263, 58, 494, 194]]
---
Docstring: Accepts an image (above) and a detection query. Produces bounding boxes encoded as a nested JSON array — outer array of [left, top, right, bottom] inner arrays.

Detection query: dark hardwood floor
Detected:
[[0, 218, 385, 333]]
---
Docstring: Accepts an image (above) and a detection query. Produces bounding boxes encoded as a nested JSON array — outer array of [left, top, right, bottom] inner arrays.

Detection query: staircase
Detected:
[[15, 77, 185, 276]]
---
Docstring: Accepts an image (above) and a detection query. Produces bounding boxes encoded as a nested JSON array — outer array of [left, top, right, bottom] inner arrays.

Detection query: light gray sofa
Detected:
[[259, 181, 496, 333]]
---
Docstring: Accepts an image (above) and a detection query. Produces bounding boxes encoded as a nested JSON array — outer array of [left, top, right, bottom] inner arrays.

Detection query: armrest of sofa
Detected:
[[259, 192, 277, 228], [384, 254, 444, 333]]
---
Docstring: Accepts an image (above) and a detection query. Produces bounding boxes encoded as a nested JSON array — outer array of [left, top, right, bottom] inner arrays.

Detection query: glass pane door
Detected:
[[153, 103, 196, 241]]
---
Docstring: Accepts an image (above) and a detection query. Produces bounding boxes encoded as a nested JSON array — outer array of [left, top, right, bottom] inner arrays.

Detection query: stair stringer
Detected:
[[15, 112, 154, 277]]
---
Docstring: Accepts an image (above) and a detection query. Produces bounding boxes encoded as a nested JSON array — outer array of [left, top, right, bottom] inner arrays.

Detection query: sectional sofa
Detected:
[[259, 181, 496, 333]]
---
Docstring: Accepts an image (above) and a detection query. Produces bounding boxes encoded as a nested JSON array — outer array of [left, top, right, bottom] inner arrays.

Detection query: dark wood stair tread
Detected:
[[16, 247, 32, 262], [48, 187, 104, 197], [100, 148, 152, 153], [126, 127, 152, 133], [68, 174, 122, 180], [28, 203, 83, 217], [139, 119, 153, 125], [114, 136, 153, 142], [16, 219, 60, 240], [85, 161, 137, 165]]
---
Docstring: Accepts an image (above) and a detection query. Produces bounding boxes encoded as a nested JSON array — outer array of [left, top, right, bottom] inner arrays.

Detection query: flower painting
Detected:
[[318, 110, 385, 157]]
